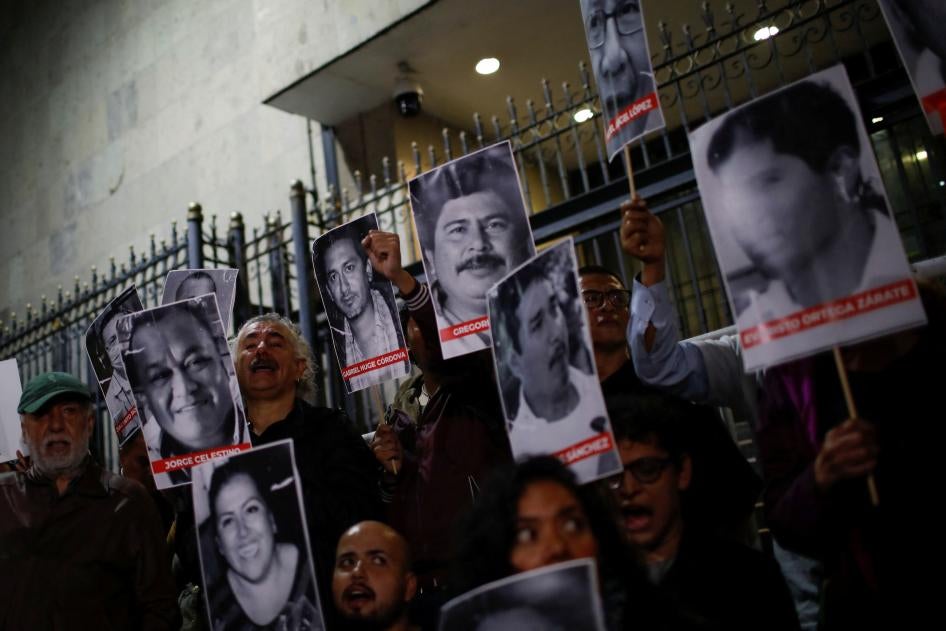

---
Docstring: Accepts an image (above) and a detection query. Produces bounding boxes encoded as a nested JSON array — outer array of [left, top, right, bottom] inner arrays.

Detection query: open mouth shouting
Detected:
[[249, 357, 278, 374], [342, 583, 376, 612], [620, 502, 654, 533]]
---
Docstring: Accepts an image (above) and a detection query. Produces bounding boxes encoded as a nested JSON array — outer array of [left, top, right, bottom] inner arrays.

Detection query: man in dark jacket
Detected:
[[362, 230, 512, 628], [606, 391, 799, 631], [0, 371, 178, 630], [234, 313, 383, 624]]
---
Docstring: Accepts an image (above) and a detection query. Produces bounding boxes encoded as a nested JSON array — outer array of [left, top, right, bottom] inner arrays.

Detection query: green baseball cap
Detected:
[[17, 371, 93, 414]]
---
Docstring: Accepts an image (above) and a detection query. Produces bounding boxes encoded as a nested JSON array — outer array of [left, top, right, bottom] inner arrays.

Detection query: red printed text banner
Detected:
[[741, 278, 918, 350], [439, 316, 490, 342], [152, 443, 252, 474], [342, 348, 409, 380]]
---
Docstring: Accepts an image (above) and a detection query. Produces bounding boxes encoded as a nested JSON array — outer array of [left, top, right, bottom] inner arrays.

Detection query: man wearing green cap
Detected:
[[0, 371, 178, 630]]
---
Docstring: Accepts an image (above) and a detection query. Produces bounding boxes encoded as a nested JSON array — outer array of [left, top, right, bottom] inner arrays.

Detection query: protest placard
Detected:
[[408, 141, 536, 359], [689, 63, 927, 373], [120, 293, 251, 488], [311, 213, 410, 393], [439, 559, 606, 631], [162, 268, 239, 332], [487, 239, 621, 484], [577, 0, 665, 163], [877, 0, 946, 134], [0, 359, 22, 463], [85, 285, 144, 445], [192, 440, 325, 631]]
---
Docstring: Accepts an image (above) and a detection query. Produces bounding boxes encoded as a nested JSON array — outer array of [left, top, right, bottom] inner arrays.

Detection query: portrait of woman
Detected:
[[194, 441, 324, 631]]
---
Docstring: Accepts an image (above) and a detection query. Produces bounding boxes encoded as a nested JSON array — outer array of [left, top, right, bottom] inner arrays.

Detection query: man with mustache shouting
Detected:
[[0, 372, 177, 630], [234, 314, 382, 626]]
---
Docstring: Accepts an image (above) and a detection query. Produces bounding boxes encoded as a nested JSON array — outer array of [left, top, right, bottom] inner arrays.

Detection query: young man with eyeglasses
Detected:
[[577, 263, 646, 398], [606, 392, 800, 631]]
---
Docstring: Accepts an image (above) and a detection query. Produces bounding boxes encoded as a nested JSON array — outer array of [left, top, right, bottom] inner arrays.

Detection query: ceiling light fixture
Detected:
[[871, 116, 884, 124], [752, 25, 779, 41], [916, 150, 928, 161], [475, 57, 500, 75], [573, 108, 594, 123]]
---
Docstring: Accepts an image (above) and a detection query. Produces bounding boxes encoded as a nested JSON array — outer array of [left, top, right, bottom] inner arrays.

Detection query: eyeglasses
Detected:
[[585, 1, 644, 49], [581, 289, 631, 309], [606, 457, 672, 490]]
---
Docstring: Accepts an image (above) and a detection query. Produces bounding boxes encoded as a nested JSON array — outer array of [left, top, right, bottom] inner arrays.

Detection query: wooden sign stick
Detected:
[[623, 145, 637, 200], [832, 346, 879, 507]]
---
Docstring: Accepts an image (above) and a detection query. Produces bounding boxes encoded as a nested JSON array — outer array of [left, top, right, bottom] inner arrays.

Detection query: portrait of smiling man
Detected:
[[578, 0, 665, 160], [409, 141, 535, 358], [488, 241, 621, 484], [122, 294, 249, 488], [312, 213, 409, 393]]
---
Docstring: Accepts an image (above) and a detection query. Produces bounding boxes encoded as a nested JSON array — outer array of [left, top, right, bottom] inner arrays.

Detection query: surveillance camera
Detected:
[[393, 76, 424, 117]]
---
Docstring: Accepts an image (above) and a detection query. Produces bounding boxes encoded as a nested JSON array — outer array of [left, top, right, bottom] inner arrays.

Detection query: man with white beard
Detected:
[[0, 371, 177, 630]]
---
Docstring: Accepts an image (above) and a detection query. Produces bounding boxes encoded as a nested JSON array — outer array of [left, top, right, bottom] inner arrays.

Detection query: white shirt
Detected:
[[342, 289, 408, 392], [508, 365, 619, 483]]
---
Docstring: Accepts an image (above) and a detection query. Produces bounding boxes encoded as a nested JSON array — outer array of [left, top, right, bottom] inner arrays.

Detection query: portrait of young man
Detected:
[[85, 285, 144, 445], [408, 141, 536, 359], [488, 240, 621, 484], [162, 268, 239, 332], [121, 293, 251, 488], [578, 0, 665, 159], [311, 213, 409, 393], [191, 440, 324, 631], [689, 64, 926, 371], [878, 0, 946, 134]]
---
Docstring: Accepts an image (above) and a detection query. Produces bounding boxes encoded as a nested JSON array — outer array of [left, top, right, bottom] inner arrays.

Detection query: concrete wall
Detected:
[[0, 0, 429, 319]]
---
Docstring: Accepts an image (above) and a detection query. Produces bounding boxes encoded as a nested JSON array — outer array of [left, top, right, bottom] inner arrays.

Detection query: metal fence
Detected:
[[2, 0, 945, 471]]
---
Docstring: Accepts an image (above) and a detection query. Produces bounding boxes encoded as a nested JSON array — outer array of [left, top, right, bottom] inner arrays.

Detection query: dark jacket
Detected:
[[758, 328, 945, 630], [251, 399, 382, 622], [659, 532, 800, 631], [387, 282, 512, 587], [0, 459, 178, 630]]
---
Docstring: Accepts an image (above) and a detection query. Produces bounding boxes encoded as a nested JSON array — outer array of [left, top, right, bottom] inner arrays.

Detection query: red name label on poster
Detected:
[[115, 407, 138, 434], [555, 432, 614, 465], [740, 278, 918, 350], [605, 92, 659, 141], [152, 443, 252, 474], [439, 316, 490, 342], [921, 87, 946, 130], [342, 348, 409, 379]]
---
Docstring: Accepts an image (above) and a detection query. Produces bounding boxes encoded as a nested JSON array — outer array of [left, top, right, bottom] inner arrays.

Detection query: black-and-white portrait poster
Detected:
[[877, 0, 946, 134], [578, 0, 666, 160], [162, 268, 239, 333], [192, 440, 325, 631], [689, 64, 927, 372], [0, 359, 22, 463], [438, 559, 606, 631], [408, 141, 536, 359], [85, 285, 144, 445], [487, 239, 621, 484], [311, 213, 410, 393], [119, 293, 251, 489]]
